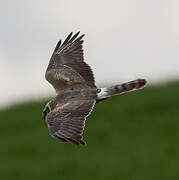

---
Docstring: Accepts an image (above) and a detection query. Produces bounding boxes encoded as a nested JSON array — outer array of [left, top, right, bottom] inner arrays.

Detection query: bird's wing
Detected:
[[46, 99, 95, 145], [45, 32, 96, 92]]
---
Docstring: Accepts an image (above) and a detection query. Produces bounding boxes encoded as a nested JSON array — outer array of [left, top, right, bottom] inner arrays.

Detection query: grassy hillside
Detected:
[[0, 82, 179, 180]]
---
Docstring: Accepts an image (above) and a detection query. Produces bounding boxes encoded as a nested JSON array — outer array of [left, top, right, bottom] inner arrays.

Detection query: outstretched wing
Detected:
[[45, 32, 96, 92], [46, 99, 95, 145]]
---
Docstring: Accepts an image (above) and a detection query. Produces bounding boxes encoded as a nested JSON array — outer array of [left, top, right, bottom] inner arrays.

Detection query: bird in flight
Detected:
[[43, 32, 147, 145]]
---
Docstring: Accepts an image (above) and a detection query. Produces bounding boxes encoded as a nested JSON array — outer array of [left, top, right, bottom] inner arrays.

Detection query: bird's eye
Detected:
[[43, 106, 50, 120]]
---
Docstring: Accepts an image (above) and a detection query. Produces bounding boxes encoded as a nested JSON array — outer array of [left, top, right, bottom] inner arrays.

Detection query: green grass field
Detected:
[[1, 82, 179, 180]]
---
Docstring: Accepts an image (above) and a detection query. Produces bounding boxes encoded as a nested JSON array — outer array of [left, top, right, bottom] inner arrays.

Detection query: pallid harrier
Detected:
[[43, 32, 147, 145]]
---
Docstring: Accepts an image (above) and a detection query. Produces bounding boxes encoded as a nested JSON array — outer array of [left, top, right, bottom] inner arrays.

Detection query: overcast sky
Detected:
[[1, 0, 179, 108]]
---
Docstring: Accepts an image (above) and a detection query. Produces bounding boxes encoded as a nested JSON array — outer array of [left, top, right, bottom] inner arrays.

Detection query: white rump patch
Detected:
[[97, 87, 109, 99]]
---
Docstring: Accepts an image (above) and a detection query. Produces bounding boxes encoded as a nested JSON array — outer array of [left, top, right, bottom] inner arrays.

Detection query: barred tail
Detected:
[[96, 79, 147, 103]]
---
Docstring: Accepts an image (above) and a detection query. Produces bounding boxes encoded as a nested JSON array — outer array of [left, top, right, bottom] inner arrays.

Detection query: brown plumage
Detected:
[[43, 32, 147, 145]]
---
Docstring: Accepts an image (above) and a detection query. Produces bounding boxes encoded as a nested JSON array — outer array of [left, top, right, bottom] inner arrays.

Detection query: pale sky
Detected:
[[1, 0, 179, 108]]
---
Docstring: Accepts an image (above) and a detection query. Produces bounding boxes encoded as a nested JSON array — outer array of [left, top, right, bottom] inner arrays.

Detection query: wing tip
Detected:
[[53, 131, 86, 146], [53, 31, 85, 53]]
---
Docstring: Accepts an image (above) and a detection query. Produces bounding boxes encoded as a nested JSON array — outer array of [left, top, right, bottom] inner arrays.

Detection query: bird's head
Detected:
[[43, 104, 51, 120]]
